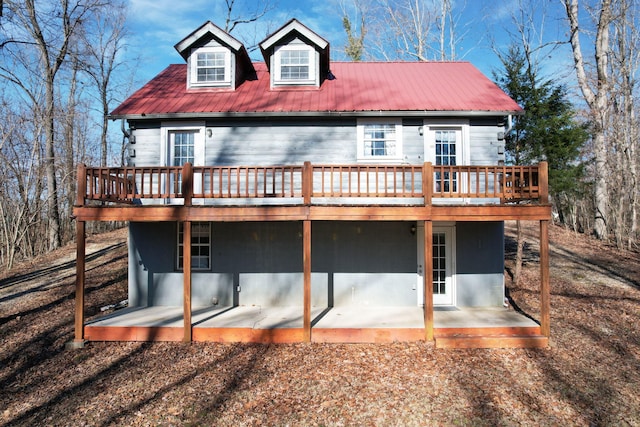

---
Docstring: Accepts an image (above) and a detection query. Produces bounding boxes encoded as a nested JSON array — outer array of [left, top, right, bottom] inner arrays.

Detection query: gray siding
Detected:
[[130, 126, 161, 166], [469, 120, 505, 165], [312, 221, 417, 307], [128, 116, 507, 168], [207, 119, 356, 165], [455, 221, 505, 307], [129, 221, 421, 308]]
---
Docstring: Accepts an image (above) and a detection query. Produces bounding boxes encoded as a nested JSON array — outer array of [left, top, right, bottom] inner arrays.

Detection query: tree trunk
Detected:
[[564, 0, 612, 240], [45, 77, 62, 250], [513, 220, 525, 287]]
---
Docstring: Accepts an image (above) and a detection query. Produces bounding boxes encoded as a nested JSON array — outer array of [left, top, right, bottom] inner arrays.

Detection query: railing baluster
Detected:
[[76, 164, 544, 205]]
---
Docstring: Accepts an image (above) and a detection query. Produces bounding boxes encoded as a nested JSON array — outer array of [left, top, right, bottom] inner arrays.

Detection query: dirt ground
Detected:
[[0, 222, 639, 426]]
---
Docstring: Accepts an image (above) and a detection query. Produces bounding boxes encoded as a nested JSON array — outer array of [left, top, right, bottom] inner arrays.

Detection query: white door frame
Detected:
[[417, 222, 456, 307], [161, 122, 205, 204], [423, 120, 470, 202]]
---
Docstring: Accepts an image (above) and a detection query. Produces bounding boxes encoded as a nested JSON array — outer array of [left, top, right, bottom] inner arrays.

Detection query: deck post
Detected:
[[424, 220, 434, 341], [303, 220, 312, 342], [76, 164, 86, 206], [182, 162, 193, 206], [540, 219, 550, 337], [423, 162, 432, 205], [72, 220, 86, 348], [183, 221, 192, 342], [303, 161, 312, 205], [539, 161, 549, 203]]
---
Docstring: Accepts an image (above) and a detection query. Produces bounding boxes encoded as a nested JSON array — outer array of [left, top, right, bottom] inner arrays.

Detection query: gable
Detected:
[[259, 19, 330, 88], [174, 21, 254, 89]]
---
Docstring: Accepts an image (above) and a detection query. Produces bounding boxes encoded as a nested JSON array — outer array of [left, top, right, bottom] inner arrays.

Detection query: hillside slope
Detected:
[[0, 223, 638, 426]]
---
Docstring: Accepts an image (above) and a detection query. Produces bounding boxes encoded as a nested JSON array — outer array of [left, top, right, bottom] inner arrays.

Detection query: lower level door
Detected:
[[417, 223, 455, 306]]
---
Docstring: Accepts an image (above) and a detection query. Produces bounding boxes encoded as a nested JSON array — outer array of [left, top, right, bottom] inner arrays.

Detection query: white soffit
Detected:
[[259, 18, 328, 52], [175, 21, 243, 56]]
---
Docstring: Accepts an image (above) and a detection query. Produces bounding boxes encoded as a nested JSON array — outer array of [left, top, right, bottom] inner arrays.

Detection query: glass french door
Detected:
[[417, 223, 455, 306], [167, 129, 204, 199]]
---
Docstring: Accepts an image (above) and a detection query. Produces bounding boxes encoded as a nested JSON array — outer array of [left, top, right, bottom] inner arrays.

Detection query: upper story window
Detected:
[[189, 47, 231, 87], [280, 49, 310, 79], [274, 45, 316, 86], [357, 119, 403, 161]]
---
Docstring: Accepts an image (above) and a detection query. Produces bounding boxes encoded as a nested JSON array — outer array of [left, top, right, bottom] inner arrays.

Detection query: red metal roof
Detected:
[[110, 62, 522, 118]]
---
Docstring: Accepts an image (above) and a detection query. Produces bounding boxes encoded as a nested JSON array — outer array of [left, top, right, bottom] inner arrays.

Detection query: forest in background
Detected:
[[0, 0, 638, 269]]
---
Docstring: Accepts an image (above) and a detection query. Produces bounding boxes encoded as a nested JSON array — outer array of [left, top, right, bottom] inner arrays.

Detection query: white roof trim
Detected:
[[259, 19, 328, 51], [175, 21, 243, 55]]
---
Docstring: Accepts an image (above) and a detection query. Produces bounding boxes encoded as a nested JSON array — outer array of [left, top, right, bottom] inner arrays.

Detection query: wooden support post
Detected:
[[183, 221, 192, 342], [182, 162, 193, 206], [424, 162, 433, 205], [303, 220, 312, 342], [539, 161, 549, 204], [303, 161, 312, 205], [76, 164, 87, 206], [424, 220, 434, 341], [74, 220, 86, 346], [540, 219, 550, 337]]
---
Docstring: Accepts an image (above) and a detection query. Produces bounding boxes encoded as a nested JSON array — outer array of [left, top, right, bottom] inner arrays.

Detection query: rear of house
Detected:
[[72, 19, 551, 348]]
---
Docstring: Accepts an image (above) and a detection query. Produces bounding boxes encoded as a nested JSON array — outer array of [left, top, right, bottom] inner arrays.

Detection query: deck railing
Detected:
[[76, 162, 548, 206]]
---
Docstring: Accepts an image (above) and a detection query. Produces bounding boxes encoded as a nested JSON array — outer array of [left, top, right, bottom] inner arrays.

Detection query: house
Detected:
[[72, 19, 551, 348]]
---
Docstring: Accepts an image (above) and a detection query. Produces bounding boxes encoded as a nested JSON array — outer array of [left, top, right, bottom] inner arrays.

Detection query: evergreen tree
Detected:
[[494, 45, 588, 225]]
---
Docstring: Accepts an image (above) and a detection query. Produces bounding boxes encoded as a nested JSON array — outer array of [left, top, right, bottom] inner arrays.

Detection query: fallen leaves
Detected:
[[0, 224, 639, 426]]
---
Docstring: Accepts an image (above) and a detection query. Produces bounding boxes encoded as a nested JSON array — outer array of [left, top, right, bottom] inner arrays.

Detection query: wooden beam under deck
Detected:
[[73, 203, 552, 223]]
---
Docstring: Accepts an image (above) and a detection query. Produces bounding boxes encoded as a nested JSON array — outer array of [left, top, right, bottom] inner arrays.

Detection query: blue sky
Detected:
[[126, 0, 574, 86]]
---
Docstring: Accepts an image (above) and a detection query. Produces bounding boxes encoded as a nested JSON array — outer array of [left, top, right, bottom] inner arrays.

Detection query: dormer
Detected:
[[259, 19, 330, 89], [174, 21, 255, 90]]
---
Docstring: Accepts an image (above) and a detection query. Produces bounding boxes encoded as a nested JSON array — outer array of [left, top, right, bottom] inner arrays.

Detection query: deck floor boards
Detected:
[[87, 305, 539, 330]]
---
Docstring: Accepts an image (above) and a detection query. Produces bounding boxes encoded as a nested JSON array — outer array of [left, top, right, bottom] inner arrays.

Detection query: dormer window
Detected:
[[190, 47, 231, 87], [175, 21, 255, 91], [274, 45, 316, 85]]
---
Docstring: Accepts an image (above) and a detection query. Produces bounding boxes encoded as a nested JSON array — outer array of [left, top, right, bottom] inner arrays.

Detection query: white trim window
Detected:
[[435, 129, 458, 192], [177, 222, 211, 270], [357, 119, 403, 161], [424, 122, 469, 196], [190, 47, 231, 87], [274, 45, 316, 85], [170, 131, 195, 166], [161, 123, 205, 168], [161, 123, 205, 200]]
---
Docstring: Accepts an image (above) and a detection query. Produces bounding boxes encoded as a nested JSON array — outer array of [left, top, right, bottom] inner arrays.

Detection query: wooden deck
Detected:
[[72, 161, 551, 349], [84, 306, 547, 348]]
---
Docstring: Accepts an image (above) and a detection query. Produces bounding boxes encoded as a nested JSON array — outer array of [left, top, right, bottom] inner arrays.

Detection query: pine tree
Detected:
[[494, 44, 588, 287], [494, 45, 588, 225]]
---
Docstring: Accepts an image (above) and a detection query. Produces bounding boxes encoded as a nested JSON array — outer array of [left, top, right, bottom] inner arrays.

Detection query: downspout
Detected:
[[505, 114, 513, 133], [120, 119, 130, 166]]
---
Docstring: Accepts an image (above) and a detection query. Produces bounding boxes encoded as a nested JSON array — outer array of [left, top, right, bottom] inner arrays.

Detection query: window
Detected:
[[190, 47, 231, 87], [170, 131, 195, 166], [280, 49, 310, 80], [169, 130, 195, 192], [434, 129, 458, 192], [197, 52, 226, 82], [177, 222, 211, 270], [357, 120, 403, 161], [274, 45, 316, 85], [432, 232, 447, 296]]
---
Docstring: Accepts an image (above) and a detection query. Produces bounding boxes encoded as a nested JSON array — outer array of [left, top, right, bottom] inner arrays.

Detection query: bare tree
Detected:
[[608, 0, 639, 248], [224, 0, 272, 33], [563, 0, 613, 240], [1, 0, 105, 250], [0, 101, 46, 269], [80, 2, 130, 167], [366, 0, 466, 61]]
